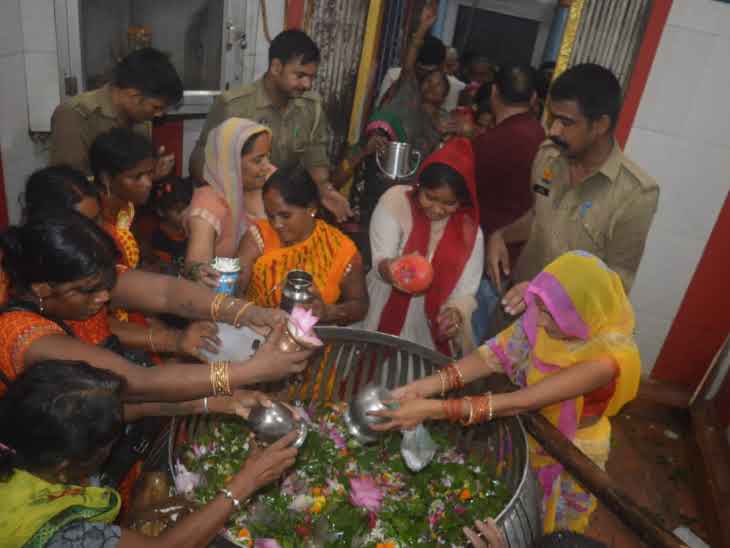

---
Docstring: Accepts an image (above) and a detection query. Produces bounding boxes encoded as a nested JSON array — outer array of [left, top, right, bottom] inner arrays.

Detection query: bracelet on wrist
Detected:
[[219, 487, 241, 509]]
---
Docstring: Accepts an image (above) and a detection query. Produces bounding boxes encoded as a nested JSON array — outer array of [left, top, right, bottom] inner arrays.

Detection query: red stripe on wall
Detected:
[[151, 119, 184, 177], [615, 0, 673, 148], [286, 0, 306, 30], [651, 192, 730, 425]]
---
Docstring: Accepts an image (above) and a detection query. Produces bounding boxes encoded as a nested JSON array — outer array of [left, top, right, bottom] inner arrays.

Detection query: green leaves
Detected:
[[179, 407, 511, 547]]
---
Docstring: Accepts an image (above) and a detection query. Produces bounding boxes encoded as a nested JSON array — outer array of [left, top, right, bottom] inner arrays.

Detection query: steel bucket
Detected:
[[376, 141, 421, 180], [169, 327, 541, 546]]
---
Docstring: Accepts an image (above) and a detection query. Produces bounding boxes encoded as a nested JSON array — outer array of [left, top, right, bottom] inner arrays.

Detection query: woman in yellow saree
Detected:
[[237, 165, 368, 324], [237, 166, 368, 398], [371, 251, 640, 535]]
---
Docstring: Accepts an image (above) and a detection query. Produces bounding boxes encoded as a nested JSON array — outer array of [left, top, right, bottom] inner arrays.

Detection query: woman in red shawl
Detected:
[[360, 138, 484, 356]]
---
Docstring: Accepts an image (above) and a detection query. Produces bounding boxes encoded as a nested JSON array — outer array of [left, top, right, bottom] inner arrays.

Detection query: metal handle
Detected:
[[226, 23, 247, 51], [376, 148, 395, 179], [402, 150, 422, 179]]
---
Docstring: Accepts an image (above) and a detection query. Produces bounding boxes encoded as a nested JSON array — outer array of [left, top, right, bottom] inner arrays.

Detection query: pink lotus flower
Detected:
[[428, 510, 444, 526], [254, 540, 281, 548], [288, 306, 323, 346], [328, 427, 346, 449], [349, 476, 383, 513]]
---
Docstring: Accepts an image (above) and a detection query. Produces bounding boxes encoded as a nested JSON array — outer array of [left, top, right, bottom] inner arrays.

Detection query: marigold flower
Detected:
[[237, 528, 251, 539], [459, 488, 472, 501], [309, 495, 326, 513]]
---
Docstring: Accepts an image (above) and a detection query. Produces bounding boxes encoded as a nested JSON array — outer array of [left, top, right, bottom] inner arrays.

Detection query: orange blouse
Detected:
[[0, 308, 113, 396], [246, 219, 358, 308]]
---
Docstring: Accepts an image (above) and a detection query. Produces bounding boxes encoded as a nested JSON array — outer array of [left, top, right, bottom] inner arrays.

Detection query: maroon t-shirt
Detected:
[[473, 112, 546, 266]]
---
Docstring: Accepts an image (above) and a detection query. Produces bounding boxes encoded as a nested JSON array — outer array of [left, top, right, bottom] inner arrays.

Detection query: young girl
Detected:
[[148, 175, 194, 275]]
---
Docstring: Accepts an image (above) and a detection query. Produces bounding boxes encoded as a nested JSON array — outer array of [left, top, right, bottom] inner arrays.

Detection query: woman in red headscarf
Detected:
[[360, 138, 484, 356]]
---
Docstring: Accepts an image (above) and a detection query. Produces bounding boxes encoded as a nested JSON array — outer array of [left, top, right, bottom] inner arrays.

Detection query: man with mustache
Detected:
[[190, 30, 351, 222], [485, 63, 659, 321]]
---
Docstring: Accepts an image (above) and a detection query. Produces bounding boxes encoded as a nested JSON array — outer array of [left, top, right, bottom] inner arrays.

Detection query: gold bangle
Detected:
[[210, 293, 225, 322], [210, 361, 232, 396], [437, 369, 447, 397], [487, 391, 494, 422], [147, 329, 158, 354], [453, 364, 465, 389], [223, 296, 238, 314], [233, 301, 254, 328], [460, 396, 474, 426]]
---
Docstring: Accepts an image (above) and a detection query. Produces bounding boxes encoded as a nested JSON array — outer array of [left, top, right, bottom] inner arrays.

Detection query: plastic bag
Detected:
[[200, 322, 265, 362], [400, 424, 437, 472]]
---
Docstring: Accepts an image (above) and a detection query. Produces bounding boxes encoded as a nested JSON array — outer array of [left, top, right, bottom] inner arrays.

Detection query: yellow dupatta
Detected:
[[0, 469, 120, 547], [246, 219, 357, 308], [483, 251, 641, 532], [486, 251, 640, 431]]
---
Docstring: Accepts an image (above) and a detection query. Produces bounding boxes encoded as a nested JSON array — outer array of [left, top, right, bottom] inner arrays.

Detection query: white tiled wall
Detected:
[[626, 0, 730, 374], [0, 0, 47, 223]]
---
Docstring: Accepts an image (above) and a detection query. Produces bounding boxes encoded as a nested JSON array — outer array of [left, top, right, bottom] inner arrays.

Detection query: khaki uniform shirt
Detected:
[[189, 78, 330, 178], [513, 140, 659, 291], [49, 86, 150, 175]]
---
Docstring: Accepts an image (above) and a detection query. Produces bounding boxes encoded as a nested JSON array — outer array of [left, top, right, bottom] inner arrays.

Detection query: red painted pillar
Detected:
[[286, 0, 306, 30]]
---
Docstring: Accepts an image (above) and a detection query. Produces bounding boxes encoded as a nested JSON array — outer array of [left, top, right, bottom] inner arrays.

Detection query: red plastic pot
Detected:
[[390, 255, 434, 293]]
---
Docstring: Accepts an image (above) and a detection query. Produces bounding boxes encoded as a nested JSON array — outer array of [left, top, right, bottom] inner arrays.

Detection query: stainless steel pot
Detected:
[[376, 141, 421, 180]]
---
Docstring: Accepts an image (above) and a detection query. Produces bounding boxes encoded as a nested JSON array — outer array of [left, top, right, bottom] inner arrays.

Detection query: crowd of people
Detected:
[[0, 2, 660, 547]]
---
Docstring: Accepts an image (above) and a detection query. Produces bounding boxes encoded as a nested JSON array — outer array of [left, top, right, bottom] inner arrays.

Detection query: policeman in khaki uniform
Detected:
[[190, 30, 351, 222], [49, 48, 183, 177], [486, 63, 659, 321]]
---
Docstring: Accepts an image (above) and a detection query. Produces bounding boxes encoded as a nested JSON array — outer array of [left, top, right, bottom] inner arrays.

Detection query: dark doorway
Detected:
[[454, 7, 539, 66]]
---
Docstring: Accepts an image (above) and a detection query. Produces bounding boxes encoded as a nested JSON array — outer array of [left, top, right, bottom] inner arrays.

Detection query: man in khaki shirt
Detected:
[[486, 63, 659, 320], [50, 48, 183, 176], [189, 30, 351, 221]]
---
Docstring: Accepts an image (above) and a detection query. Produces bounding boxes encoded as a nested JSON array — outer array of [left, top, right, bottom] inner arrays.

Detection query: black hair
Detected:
[[89, 128, 157, 182], [422, 69, 450, 100], [0, 360, 125, 481], [417, 35, 447, 66], [150, 175, 194, 214], [268, 30, 320, 67], [532, 531, 607, 548], [550, 63, 622, 129], [22, 165, 100, 221], [263, 165, 319, 209], [241, 129, 268, 157], [0, 212, 119, 294], [494, 64, 537, 105], [461, 51, 491, 69], [419, 163, 473, 208], [536, 61, 557, 100], [473, 81, 493, 108], [113, 47, 183, 104]]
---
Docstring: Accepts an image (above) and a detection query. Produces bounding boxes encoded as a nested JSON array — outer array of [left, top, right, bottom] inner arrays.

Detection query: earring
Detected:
[[38, 296, 45, 314], [311, 212, 316, 218]]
